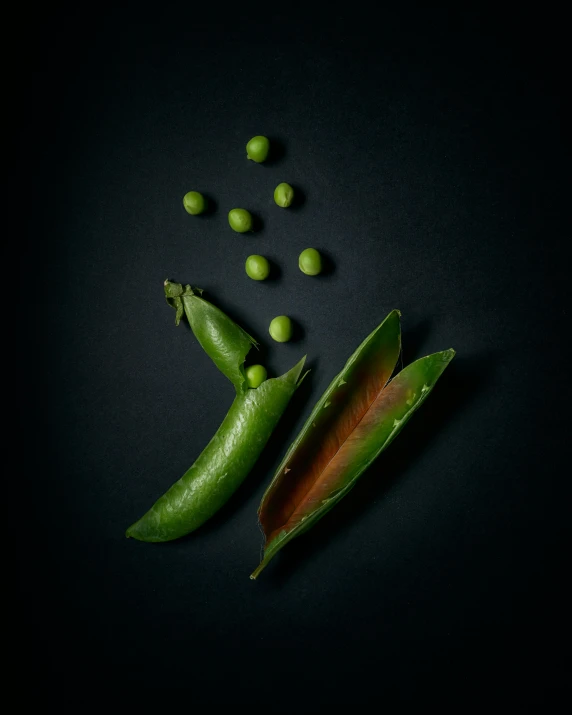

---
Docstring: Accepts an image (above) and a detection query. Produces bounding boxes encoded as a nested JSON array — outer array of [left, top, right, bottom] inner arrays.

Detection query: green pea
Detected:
[[245, 364, 267, 388], [274, 183, 294, 208], [183, 191, 206, 215], [298, 248, 322, 276], [245, 254, 270, 281], [246, 135, 270, 163], [269, 315, 293, 343], [228, 208, 253, 233]]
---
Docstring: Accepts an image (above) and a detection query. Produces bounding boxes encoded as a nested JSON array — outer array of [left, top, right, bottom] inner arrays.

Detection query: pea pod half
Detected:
[[251, 311, 454, 578], [126, 281, 307, 543], [164, 281, 257, 394]]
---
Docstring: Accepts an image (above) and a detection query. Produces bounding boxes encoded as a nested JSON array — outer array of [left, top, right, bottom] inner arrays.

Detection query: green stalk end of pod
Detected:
[[164, 279, 203, 325]]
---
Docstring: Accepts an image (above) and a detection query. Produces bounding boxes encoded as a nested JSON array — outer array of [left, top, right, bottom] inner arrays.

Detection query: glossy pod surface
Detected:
[[126, 357, 306, 542], [165, 281, 256, 393], [126, 281, 307, 542]]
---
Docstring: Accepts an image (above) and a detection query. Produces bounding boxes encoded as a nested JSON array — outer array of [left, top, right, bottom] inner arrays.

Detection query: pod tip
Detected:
[[250, 561, 267, 580]]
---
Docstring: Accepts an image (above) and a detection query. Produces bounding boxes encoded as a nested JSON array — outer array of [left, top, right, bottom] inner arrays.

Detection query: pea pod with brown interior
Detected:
[[251, 310, 454, 578], [125, 281, 307, 543]]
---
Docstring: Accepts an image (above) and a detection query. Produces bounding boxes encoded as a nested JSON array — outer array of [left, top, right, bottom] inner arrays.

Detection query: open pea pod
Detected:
[[251, 311, 454, 578], [126, 281, 307, 542], [165, 280, 257, 394]]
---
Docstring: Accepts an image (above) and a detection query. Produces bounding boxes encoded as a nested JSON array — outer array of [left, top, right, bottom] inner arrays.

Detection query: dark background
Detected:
[[21, 4, 567, 705]]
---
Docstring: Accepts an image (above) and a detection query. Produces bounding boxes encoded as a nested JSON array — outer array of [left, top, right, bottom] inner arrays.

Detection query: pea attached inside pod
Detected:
[[245, 364, 267, 388]]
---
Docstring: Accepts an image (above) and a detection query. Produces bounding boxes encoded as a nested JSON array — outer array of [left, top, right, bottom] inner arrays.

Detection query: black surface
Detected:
[[21, 6, 568, 704]]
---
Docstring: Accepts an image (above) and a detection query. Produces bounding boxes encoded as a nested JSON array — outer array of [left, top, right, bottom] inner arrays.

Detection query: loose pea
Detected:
[[269, 315, 293, 343], [298, 248, 322, 276], [228, 208, 253, 233], [274, 183, 294, 208], [246, 135, 270, 163], [245, 255, 270, 281], [183, 191, 206, 215], [245, 364, 267, 388]]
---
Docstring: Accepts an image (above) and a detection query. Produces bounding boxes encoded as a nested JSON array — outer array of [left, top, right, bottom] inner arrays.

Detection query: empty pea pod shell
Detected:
[[251, 310, 455, 578], [125, 281, 307, 543]]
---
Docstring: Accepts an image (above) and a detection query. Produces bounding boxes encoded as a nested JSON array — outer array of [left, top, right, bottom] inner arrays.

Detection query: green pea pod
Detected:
[[126, 282, 307, 543], [251, 311, 454, 578], [165, 280, 257, 394]]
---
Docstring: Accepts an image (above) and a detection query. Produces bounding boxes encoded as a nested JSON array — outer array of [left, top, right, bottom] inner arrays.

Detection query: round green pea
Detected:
[[269, 315, 293, 343], [245, 255, 270, 281], [273, 182, 294, 208], [298, 248, 322, 276], [228, 208, 253, 233], [183, 191, 206, 215], [245, 364, 267, 389], [246, 135, 270, 163]]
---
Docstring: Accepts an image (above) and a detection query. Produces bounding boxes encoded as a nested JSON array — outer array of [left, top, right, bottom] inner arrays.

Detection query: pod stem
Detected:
[[250, 558, 270, 581], [250, 537, 284, 580], [164, 279, 203, 325]]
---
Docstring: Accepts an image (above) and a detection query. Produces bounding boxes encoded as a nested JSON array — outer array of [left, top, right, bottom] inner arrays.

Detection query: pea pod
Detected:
[[165, 281, 257, 394], [126, 281, 307, 543], [251, 311, 454, 578]]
